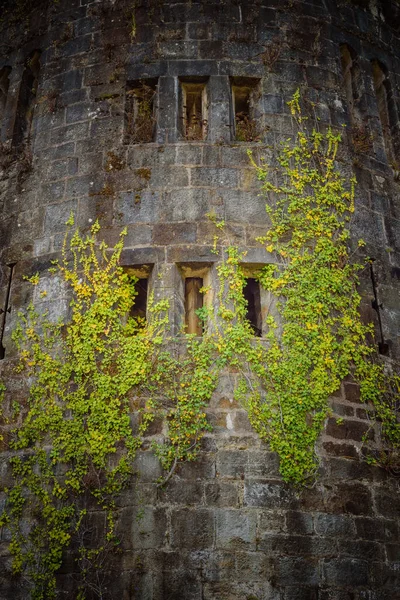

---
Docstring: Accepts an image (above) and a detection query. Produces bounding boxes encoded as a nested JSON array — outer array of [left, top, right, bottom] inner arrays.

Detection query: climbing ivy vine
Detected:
[[0, 91, 399, 598], [242, 90, 399, 481], [0, 218, 216, 599]]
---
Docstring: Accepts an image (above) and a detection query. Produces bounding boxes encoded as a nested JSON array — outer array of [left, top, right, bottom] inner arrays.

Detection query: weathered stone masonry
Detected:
[[0, 0, 400, 598]]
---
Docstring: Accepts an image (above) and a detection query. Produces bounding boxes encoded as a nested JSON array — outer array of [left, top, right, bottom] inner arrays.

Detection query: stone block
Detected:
[[263, 94, 284, 114], [375, 489, 400, 519], [285, 511, 314, 536], [176, 144, 203, 165], [161, 571, 202, 600], [170, 509, 214, 549], [167, 60, 218, 77], [235, 550, 274, 580], [118, 506, 167, 550], [306, 66, 338, 89], [325, 418, 374, 442], [133, 451, 163, 482], [258, 510, 286, 533], [283, 587, 319, 600], [190, 167, 239, 188], [328, 457, 377, 482], [275, 557, 319, 586], [221, 145, 257, 167], [160, 188, 210, 221], [152, 223, 197, 245], [244, 481, 296, 509], [314, 513, 355, 538], [355, 517, 398, 542], [178, 454, 216, 480], [115, 191, 160, 224], [245, 450, 280, 478], [50, 122, 90, 145], [201, 146, 221, 167], [215, 509, 257, 549], [149, 166, 189, 187], [204, 482, 239, 507], [166, 245, 218, 263], [127, 145, 177, 168], [65, 174, 92, 197], [260, 534, 334, 558], [330, 401, 354, 417], [65, 102, 93, 124], [322, 558, 369, 587], [223, 189, 268, 222], [203, 581, 280, 600], [343, 383, 362, 403], [216, 450, 247, 479], [322, 442, 359, 459], [44, 200, 77, 233], [386, 544, 400, 562], [158, 480, 203, 506], [325, 483, 373, 516], [338, 539, 385, 561]]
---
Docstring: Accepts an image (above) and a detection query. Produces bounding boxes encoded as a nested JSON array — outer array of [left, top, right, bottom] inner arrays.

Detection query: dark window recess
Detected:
[[371, 60, 399, 168], [340, 44, 371, 153], [13, 50, 41, 147], [185, 277, 203, 335], [0, 66, 11, 125], [130, 279, 148, 323], [243, 278, 262, 337], [231, 78, 260, 142], [180, 80, 208, 140], [0, 262, 16, 360], [125, 79, 157, 143]]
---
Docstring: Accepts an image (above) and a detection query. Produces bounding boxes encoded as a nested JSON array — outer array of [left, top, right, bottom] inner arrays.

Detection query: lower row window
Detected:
[[126, 265, 265, 337]]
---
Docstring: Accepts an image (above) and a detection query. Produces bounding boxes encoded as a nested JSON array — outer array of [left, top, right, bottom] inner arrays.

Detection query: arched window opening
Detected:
[[371, 60, 399, 168], [12, 50, 41, 147]]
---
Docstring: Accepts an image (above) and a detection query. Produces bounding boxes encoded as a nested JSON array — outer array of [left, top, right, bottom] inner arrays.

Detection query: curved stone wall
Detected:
[[0, 1, 399, 598]]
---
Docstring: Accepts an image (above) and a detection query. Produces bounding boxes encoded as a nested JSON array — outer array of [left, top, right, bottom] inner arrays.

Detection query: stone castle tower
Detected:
[[0, 0, 400, 598]]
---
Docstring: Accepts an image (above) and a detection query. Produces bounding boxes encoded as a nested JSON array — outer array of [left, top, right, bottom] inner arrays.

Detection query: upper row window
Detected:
[[0, 66, 11, 128], [340, 44, 399, 169], [124, 76, 261, 144], [0, 50, 41, 146]]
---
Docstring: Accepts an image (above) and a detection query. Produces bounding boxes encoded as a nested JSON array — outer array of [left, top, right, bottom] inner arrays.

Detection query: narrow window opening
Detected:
[[125, 78, 157, 144], [231, 78, 260, 142], [180, 79, 208, 141], [130, 278, 148, 324], [124, 264, 153, 325], [0, 262, 16, 360], [371, 60, 398, 167], [243, 278, 262, 337], [369, 259, 389, 355], [340, 45, 370, 153], [185, 277, 204, 335], [0, 66, 11, 126], [13, 50, 41, 147]]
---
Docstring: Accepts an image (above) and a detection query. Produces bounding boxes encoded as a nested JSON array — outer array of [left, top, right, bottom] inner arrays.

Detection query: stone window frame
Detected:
[[229, 76, 262, 142], [12, 49, 41, 148], [240, 263, 278, 338], [177, 263, 212, 336], [371, 59, 399, 170], [123, 263, 154, 323], [124, 78, 159, 144], [0, 65, 11, 136], [178, 76, 209, 142], [339, 44, 373, 154]]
